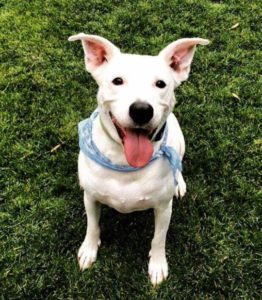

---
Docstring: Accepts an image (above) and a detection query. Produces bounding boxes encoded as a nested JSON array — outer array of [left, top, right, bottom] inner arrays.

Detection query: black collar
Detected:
[[153, 122, 166, 142]]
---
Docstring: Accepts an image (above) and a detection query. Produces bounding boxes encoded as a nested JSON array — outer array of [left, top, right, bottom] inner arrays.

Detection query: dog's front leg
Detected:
[[78, 191, 101, 271], [149, 199, 172, 286]]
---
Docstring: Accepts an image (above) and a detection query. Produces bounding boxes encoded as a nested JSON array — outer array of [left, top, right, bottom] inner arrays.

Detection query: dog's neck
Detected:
[[92, 111, 163, 166]]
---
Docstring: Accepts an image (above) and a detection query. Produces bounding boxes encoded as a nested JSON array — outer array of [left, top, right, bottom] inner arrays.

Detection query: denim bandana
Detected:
[[78, 110, 182, 185]]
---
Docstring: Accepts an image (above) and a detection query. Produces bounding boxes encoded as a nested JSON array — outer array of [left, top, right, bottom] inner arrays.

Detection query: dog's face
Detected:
[[69, 34, 208, 167], [96, 54, 176, 130]]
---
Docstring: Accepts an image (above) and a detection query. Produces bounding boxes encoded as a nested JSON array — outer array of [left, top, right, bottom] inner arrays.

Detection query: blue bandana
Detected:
[[78, 110, 182, 185]]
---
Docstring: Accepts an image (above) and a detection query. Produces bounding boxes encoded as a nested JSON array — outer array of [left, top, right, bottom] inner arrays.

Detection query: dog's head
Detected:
[[69, 34, 208, 167]]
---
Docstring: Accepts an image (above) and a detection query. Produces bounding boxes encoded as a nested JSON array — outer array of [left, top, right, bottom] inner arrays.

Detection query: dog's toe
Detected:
[[78, 241, 99, 271], [148, 255, 168, 286]]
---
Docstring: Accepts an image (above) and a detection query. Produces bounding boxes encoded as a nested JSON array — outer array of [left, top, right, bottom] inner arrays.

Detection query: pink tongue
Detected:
[[123, 129, 153, 168]]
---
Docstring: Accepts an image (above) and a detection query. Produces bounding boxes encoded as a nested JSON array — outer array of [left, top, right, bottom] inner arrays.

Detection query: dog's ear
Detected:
[[159, 38, 209, 82], [68, 33, 120, 73]]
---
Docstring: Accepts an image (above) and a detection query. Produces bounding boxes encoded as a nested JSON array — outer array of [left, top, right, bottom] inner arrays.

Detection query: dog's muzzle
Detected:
[[109, 106, 166, 169]]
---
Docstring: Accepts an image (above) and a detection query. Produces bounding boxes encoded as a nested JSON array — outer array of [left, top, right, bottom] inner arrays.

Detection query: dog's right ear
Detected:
[[68, 33, 120, 73]]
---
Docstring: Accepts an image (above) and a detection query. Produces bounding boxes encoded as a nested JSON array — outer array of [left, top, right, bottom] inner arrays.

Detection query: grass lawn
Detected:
[[0, 0, 261, 298]]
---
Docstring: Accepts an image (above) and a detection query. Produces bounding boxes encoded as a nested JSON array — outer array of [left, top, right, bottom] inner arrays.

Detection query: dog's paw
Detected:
[[175, 172, 186, 199], [78, 239, 101, 271], [148, 254, 168, 286]]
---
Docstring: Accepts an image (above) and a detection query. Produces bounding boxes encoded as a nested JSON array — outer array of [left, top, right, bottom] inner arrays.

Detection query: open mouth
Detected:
[[110, 112, 156, 168]]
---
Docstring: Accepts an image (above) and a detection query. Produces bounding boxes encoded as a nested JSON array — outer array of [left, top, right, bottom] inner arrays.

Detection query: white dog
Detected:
[[69, 33, 208, 286]]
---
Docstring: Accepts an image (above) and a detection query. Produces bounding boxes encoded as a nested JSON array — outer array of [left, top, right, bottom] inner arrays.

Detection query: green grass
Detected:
[[0, 0, 261, 298]]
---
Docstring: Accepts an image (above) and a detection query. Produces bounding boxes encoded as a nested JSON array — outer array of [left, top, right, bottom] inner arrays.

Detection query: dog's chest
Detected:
[[78, 152, 175, 213]]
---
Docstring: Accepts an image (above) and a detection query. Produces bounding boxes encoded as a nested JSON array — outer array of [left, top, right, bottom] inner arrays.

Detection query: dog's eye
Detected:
[[112, 77, 124, 85], [155, 80, 166, 89]]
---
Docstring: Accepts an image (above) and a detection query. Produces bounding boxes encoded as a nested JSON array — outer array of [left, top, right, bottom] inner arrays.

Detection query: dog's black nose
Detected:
[[129, 102, 153, 125]]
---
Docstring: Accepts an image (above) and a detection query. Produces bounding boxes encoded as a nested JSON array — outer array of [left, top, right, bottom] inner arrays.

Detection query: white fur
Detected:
[[69, 34, 208, 286]]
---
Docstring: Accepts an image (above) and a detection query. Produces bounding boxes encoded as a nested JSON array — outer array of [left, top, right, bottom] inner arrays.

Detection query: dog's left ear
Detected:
[[159, 38, 209, 82], [68, 33, 120, 73]]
